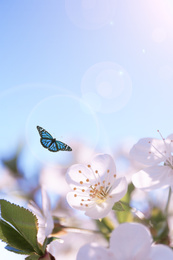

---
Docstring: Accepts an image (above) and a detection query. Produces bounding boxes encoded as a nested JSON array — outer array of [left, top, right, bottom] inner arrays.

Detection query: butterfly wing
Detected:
[[37, 126, 54, 149], [41, 138, 54, 149], [55, 140, 72, 151], [48, 141, 59, 152], [37, 126, 53, 139]]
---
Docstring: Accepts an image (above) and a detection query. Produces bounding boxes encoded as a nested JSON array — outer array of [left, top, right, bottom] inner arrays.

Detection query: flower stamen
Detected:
[[148, 131, 173, 169]]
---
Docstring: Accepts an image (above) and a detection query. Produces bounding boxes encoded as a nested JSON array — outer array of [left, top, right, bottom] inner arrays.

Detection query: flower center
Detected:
[[73, 165, 116, 208], [89, 185, 111, 204]]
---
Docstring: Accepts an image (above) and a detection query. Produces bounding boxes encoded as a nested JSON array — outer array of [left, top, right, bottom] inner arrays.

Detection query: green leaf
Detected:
[[116, 201, 133, 223], [112, 202, 125, 211], [0, 200, 43, 255], [114, 184, 135, 224], [149, 207, 169, 244], [116, 210, 133, 223], [46, 236, 61, 245], [0, 219, 34, 254]]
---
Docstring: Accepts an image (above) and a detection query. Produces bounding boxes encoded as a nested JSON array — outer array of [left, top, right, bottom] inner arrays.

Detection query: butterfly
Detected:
[[36, 126, 72, 152]]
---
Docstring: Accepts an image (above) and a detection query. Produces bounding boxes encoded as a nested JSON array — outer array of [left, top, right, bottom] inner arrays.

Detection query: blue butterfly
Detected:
[[37, 126, 72, 152]]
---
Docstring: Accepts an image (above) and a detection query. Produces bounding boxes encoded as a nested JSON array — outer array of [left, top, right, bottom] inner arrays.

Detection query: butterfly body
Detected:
[[37, 126, 72, 152]]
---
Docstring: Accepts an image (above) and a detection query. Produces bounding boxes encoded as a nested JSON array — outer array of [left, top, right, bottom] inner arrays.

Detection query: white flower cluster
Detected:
[[28, 132, 173, 259]]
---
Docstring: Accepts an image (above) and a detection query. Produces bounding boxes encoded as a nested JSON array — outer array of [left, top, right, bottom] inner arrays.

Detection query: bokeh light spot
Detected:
[[81, 62, 132, 114]]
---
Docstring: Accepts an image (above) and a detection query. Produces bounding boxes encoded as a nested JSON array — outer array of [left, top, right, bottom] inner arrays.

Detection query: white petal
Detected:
[[66, 191, 88, 211], [84, 201, 115, 219], [66, 154, 117, 193], [76, 243, 115, 260], [28, 201, 46, 244], [28, 189, 54, 244], [45, 215, 54, 238], [67, 191, 116, 219], [90, 154, 117, 181], [110, 223, 151, 260], [41, 188, 54, 237], [130, 138, 167, 165], [150, 245, 173, 260], [41, 188, 51, 216], [109, 177, 128, 200], [132, 166, 173, 190], [66, 164, 94, 189], [28, 201, 43, 220]]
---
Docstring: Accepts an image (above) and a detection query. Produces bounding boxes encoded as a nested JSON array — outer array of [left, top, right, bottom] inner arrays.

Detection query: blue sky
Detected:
[[1, 0, 173, 155], [1, 0, 173, 258]]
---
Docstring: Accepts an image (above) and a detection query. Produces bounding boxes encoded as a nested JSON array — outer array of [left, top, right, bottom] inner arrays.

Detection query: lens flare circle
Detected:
[[26, 94, 99, 166], [81, 62, 132, 113]]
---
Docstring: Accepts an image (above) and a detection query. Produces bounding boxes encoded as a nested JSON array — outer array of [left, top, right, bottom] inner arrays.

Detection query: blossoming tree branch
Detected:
[[0, 131, 173, 259]]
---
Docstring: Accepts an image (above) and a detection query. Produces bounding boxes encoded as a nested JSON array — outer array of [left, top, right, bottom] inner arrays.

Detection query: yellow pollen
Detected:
[[85, 204, 88, 207], [88, 164, 91, 168], [107, 169, 110, 173], [86, 178, 89, 182], [95, 198, 107, 204], [95, 170, 98, 173], [108, 182, 110, 185], [81, 199, 84, 201], [74, 194, 77, 197], [82, 189, 85, 192], [80, 203, 83, 206], [79, 170, 82, 173], [114, 174, 116, 178], [103, 180, 105, 184], [73, 187, 77, 190], [80, 181, 83, 184], [87, 199, 91, 201]]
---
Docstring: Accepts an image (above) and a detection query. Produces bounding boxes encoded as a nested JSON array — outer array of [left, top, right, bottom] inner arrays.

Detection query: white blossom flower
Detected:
[[76, 223, 173, 260], [65, 154, 127, 219], [130, 132, 173, 191], [48, 230, 107, 260], [28, 187, 54, 245]]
